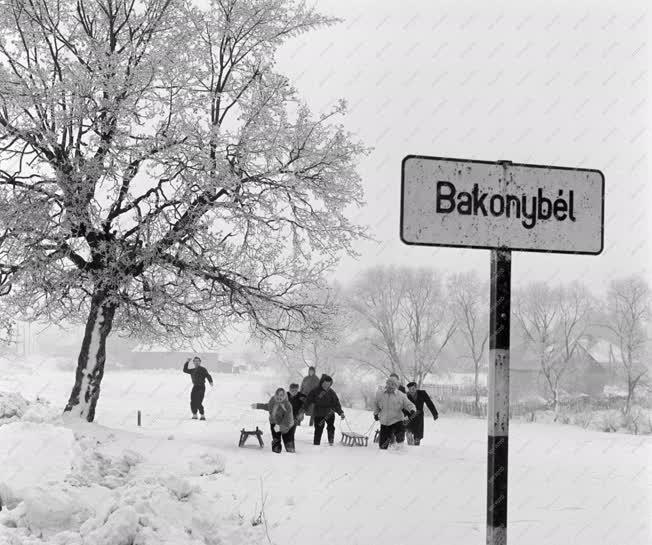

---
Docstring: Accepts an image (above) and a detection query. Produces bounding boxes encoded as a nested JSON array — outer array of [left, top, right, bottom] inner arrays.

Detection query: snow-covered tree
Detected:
[[515, 281, 595, 411], [448, 271, 488, 416], [603, 276, 651, 415], [273, 282, 348, 379], [348, 266, 455, 387], [0, 0, 366, 421]]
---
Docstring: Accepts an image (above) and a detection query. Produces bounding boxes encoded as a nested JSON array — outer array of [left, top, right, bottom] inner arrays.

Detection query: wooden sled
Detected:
[[340, 431, 369, 447], [239, 426, 264, 448]]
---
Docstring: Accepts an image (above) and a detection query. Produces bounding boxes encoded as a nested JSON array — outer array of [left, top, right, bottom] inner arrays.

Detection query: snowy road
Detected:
[[1, 367, 650, 545]]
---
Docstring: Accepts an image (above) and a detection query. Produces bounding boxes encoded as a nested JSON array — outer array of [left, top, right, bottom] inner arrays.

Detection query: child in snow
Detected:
[[299, 374, 345, 446], [182, 356, 213, 420], [287, 383, 306, 427], [251, 388, 296, 453], [374, 377, 416, 449]]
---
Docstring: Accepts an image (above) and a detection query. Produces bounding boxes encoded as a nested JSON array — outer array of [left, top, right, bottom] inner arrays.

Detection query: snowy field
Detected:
[[1, 361, 650, 545]]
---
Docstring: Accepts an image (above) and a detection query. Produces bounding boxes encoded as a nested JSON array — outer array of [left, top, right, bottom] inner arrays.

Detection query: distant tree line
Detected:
[[272, 266, 651, 417]]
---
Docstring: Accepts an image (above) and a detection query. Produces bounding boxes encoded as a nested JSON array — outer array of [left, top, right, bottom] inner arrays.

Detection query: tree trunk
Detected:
[[625, 378, 634, 416], [474, 359, 481, 417], [64, 290, 117, 422]]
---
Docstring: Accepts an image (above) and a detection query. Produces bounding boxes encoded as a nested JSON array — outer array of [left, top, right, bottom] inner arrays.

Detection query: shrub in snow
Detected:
[[0, 392, 29, 424], [571, 412, 594, 429], [159, 474, 199, 501], [599, 410, 624, 433], [623, 406, 652, 435], [552, 412, 571, 425], [187, 452, 225, 477]]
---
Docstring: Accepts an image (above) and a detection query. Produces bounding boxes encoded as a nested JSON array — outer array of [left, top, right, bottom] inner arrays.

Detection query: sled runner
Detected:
[[239, 426, 264, 448]]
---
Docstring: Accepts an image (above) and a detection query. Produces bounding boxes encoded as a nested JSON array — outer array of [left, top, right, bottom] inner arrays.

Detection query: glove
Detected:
[[250, 403, 257, 409], [340, 413, 345, 420], [433, 414, 439, 421], [409, 411, 417, 419], [274, 424, 280, 433], [373, 413, 379, 421]]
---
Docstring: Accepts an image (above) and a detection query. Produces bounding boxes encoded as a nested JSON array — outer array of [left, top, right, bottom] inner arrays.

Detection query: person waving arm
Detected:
[[423, 390, 438, 420]]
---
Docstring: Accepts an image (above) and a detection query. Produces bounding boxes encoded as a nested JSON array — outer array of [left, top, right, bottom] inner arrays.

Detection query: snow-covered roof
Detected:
[[577, 338, 622, 364]]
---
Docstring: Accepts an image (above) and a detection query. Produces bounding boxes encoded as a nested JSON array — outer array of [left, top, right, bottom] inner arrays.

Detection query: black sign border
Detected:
[[400, 154, 605, 256]]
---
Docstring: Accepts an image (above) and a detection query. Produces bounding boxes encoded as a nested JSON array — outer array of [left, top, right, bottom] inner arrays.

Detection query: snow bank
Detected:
[[0, 392, 29, 424], [0, 416, 264, 545]]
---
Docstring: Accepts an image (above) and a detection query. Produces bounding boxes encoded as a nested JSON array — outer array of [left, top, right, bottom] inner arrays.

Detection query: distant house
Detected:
[[509, 340, 546, 402], [509, 337, 619, 402], [121, 346, 244, 372], [570, 338, 619, 396]]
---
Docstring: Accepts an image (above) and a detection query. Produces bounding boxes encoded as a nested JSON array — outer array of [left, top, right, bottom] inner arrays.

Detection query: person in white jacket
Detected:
[[373, 377, 417, 449]]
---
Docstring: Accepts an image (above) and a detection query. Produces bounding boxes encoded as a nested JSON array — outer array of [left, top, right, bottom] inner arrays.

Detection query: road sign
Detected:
[[399, 154, 605, 545], [401, 155, 604, 254]]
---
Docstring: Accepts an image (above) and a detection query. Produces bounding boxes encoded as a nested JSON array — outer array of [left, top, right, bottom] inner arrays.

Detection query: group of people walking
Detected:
[[182, 359, 439, 454], [252, 369, 345, 453]]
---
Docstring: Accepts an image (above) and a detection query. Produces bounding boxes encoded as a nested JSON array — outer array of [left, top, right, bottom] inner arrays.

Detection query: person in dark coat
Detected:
[[287, 383, 306, 427], [183, 356, 213, 420], [405, 382, 439, 445], [299, 374, 345, 445], [252, 388, 296, 453], [300, 366, 320, 426]]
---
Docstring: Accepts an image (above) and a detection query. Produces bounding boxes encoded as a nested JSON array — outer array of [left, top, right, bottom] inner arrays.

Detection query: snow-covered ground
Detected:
[[0, 359, 650, 545]]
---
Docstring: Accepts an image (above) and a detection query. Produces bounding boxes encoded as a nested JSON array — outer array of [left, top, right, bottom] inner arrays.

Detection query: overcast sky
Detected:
[[276, 0, 650, 294], [16, 0, 651, 356]]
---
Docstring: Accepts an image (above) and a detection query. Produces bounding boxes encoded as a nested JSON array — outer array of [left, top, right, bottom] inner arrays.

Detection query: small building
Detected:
[[509, 337, 618, 402], [123, 345, 241, 371]]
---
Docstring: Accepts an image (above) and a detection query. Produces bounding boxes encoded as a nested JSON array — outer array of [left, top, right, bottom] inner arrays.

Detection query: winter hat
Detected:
[[386, 377, 399, 389], [319, 374, 333, 386]]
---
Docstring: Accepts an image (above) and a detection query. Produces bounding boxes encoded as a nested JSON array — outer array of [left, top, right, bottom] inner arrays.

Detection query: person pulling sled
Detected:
[[374, 377, 416, 449], [299, 374, 345, 445]]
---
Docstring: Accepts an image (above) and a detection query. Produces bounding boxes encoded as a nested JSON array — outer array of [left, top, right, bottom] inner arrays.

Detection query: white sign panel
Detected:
[[401, 155, 604, 255]]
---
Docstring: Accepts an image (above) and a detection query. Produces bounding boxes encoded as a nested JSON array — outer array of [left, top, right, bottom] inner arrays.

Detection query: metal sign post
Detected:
[[400, 154, 604, 545], [487, 247, 511, 545]]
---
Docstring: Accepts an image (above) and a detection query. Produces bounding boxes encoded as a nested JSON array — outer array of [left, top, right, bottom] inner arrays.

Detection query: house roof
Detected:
[[576, 338, 621, 364], [508, 336, 620, 371]]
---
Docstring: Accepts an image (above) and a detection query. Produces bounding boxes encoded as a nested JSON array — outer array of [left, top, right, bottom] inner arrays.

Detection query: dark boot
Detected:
[[285, 442, 295, 453], [272, 439, 282, 453]]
